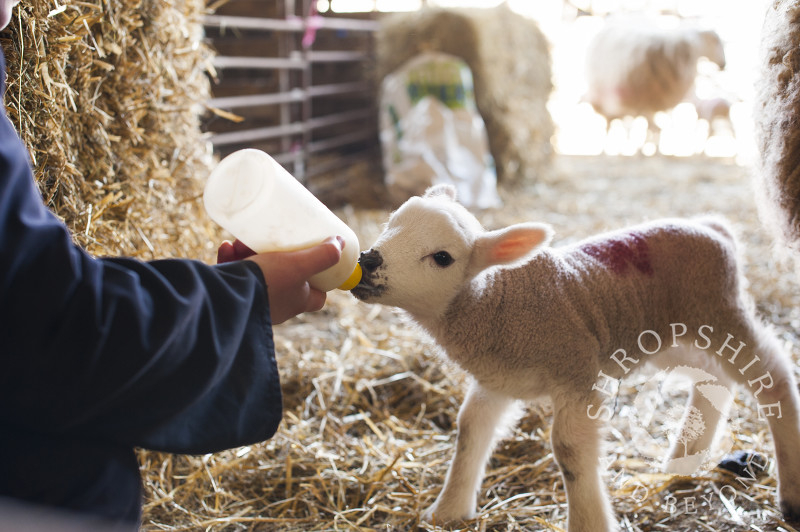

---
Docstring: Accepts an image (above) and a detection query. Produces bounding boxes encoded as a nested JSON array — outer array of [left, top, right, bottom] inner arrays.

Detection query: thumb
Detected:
[[288, 236, 343, 280]]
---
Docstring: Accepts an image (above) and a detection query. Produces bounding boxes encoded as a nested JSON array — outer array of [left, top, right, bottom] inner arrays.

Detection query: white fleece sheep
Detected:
[[755, 0, 800, 254], [352, 185, 800, 531], [584, 19, 725, 146]]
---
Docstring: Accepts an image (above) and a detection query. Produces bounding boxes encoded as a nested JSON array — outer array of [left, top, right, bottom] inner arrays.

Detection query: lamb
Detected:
[[692, 93, 735, 139], [584, 19, 725, 149], [351, 185, 800, 531]]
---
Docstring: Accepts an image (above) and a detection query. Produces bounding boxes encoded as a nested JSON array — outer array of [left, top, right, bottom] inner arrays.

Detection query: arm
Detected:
[[0, 118, 273, 451], [0, 56, 339, 453]]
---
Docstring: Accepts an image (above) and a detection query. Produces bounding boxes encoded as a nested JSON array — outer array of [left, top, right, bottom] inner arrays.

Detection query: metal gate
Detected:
[[203, 0, 381, 185]]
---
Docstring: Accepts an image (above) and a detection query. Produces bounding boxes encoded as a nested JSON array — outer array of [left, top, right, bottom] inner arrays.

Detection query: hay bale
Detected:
[[0, 0, 218, 261], [375, 5, 554, 186], [754, 0, 800, 255]]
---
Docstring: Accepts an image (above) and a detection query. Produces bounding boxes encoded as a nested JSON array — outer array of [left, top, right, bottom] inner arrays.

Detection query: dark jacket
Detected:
[[0, 49, 283, 527]]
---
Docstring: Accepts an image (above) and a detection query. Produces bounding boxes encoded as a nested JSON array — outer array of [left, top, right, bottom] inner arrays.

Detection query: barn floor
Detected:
[[140, 153, 800, 531]]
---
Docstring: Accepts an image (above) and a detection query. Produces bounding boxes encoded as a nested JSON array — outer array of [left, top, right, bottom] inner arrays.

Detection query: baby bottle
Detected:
[[204, 149, 362, 292]]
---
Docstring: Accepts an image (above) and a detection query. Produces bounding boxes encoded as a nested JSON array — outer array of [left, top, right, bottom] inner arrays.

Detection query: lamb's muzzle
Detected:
[[358, 249, 382, 273], [352, 249, 385, 299]]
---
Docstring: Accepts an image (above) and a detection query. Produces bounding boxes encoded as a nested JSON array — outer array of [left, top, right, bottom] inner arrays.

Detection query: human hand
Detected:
[[217, 239, 257, 264], [217, 237, 343, 324]]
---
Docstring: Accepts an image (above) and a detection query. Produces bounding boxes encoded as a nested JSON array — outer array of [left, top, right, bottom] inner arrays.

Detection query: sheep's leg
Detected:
[[664, 378, 732, 474], [551, 400, 618, 532], [650, 350, 734, 474], [707, 318, 800, 521], [643, 113, 660, 154], [422, 381, 518, 525]]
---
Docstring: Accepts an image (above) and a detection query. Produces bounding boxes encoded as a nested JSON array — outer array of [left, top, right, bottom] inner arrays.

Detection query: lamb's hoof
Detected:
[[664, 452, 707, 475], [421, 505, 476, 527], [780, 499, 800, 524], [717, 450, 768, 478]]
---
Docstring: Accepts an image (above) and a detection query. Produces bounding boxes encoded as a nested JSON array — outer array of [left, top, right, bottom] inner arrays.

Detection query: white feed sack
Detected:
[[379, 53, 501, 210]]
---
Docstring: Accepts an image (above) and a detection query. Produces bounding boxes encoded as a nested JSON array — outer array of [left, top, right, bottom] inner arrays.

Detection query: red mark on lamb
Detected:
[[581, 232, 654, 276]]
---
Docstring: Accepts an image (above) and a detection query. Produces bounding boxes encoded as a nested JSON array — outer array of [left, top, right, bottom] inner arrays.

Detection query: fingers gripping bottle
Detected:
[[204, 149, 362, 292]]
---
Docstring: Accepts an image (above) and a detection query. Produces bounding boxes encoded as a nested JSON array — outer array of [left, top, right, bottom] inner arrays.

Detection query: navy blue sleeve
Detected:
[[0, 51, 282, 454]]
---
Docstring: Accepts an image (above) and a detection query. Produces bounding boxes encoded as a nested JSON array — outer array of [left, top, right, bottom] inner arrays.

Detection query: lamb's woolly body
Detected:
[[585, 20, 724, 124], [755, 0, 800, 253], [354, 186, 800, 531], [433, 220, 738, 399]]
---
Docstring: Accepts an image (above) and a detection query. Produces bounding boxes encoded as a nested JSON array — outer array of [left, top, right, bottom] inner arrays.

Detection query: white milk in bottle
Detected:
[[204, 149, 361, 291]]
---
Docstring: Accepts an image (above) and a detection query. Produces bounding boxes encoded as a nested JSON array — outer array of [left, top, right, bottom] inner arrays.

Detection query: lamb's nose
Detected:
[[359, 249, 383, 273]]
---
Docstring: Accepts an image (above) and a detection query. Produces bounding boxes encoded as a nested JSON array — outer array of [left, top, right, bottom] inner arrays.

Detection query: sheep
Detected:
[[584, 19, 726, 151], [692, 93, 734, 139], [351, 184, 800, 531], [694, 95, 732, 130], [755, 0, 800, 255]]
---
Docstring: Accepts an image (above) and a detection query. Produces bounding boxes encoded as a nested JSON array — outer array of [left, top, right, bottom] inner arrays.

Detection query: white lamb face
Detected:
[[352, 185, 552, 320], [352, 187, 479, 317]]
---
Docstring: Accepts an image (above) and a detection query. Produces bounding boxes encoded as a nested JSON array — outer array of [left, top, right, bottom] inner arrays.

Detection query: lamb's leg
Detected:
[[708, 318, 800, 521], [664, 379, 732, 475], [649, 351, 735, 475], [422, 381, 518, 525], [551, 399, 617, 532]]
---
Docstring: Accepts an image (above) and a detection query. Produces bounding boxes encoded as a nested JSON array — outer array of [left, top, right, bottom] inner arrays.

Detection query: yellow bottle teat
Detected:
[[337, 263, 362, 291]]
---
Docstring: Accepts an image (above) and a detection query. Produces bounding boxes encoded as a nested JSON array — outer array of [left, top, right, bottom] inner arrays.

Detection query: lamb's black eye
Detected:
[[432, 251, 454, 267]]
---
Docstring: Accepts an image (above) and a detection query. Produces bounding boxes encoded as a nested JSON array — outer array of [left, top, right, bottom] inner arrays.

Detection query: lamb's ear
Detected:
[[470, 223, 553, 270], [423, 184, 457, 201]]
